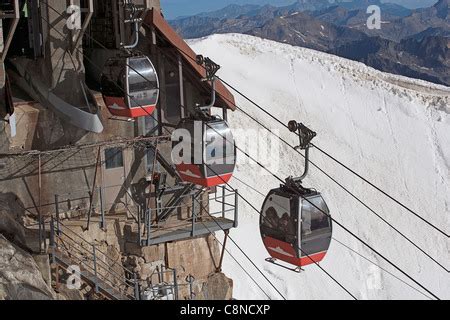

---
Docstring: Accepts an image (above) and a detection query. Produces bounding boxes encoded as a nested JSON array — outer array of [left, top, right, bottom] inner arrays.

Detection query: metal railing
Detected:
[[53, 183, 143, 232], [210, 184, 239, 227], [142, 265, 196, 300], [50, 183, 238, 249], [139, 185, 239, 246], [49, 215, 140, 300]]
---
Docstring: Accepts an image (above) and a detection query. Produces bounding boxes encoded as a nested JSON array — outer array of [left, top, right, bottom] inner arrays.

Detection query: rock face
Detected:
[[166, 235, 220, 280], [0, 235, 56, 300], [0, 184, 233, 300], [196, 273, 233, 300], [122, 233, 232, 300], [0, 195, 58, 300], [0, 206, 27, 250]]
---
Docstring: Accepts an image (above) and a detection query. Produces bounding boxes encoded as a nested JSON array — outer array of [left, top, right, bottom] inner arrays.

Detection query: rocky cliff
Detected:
[[0, 234, 56, 300]]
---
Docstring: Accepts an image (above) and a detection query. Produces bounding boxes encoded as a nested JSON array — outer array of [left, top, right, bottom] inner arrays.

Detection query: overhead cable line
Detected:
[[199, 220, 273, 300], [331, 238, 434, 300], [232, 175, 434, 300], [41, 9, 441, 299], [193, 185, 355, 300], [158, 39, 449, 271], [159, 35, 449, 239], [196, 120, 441, 300], [72, 12, 441, 298], [218, 76, 449, 239], [222, 97, 449, 272]]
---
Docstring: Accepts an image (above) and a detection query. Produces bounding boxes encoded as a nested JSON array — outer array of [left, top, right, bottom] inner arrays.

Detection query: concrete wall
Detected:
[[0, 98, 150, 218]]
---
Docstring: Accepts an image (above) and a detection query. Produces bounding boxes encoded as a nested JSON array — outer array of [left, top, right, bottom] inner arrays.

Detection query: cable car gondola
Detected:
[[260, 182, 332, 270], [101, 55, 159, 118], [260, 121, 332, 271], [172, 55, 236, 188], [173, 114, 236, 187]]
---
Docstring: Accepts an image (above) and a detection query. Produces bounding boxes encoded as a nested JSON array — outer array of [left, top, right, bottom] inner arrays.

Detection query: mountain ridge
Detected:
[[170, 0, 450, 86]]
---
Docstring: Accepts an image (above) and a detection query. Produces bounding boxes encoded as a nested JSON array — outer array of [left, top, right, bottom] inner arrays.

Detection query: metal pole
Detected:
[[178, 54, 185, 119], [87, 147, 101, 230], [222, 186, 226, 218], [92, 244, 99, 293], [55, 194, 60, 236], [158, 265, 164, 295], [191, 195, 196, 237], [146, 208, 152, 246], [99, 187, 106, 230], [298, 146, 310, 182], [217, 230, 229, 273], [137, 203, 141, 245], [49, 216, 54, 247], [234, 190, 239, 228], [173, 268, 178, 301], [38, 154, 44, 252], [49, 216, 56, 264], [38, 210, 42, 253], [133, 272, 140, 300], [157, 265, 162, 284]]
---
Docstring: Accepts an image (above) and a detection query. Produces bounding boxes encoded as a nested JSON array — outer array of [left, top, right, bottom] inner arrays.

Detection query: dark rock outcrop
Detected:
[[0, 234, 56, 300]]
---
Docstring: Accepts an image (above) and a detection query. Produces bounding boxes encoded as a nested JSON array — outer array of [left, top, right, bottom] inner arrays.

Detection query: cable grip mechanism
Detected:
[[288, 120, 316, 151], [288, 120, 317, 183], [195, 55, 221, 113]]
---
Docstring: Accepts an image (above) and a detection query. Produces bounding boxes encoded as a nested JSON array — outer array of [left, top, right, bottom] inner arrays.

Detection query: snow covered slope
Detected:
[[189, 34, 450, 300]]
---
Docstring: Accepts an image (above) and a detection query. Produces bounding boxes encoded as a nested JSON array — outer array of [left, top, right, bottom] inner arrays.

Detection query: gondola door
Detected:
[[204, 120, 236, 186], [126, 56, 159, 117], [298, 195, 333, 266], [101, 55, 159, 118], [260, 191, 300, 266]]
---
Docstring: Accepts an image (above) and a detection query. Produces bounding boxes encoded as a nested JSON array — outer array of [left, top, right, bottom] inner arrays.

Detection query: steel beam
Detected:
[[0, 0, 19, 63], [72, 0, 94, 50]]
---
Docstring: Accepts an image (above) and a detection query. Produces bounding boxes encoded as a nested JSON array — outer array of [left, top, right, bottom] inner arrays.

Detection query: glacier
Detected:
[[189, 33, 450, 300]]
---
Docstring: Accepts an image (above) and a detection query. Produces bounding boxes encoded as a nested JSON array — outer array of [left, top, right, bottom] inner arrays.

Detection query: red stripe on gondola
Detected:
[[263, 236, 328, 267], [128, 105, 157, 118], [299, 251, 327, 267], [175, 163, 233, 187], [104, 96, 156, 118], [263, 236, 299, 266], [176, 163, 203, 176], [178, 171, 233, 187], [202, 173, 233, 187]]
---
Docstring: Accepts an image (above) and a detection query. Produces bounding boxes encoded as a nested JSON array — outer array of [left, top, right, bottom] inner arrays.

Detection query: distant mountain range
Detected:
[[170, 0, 449, 86]]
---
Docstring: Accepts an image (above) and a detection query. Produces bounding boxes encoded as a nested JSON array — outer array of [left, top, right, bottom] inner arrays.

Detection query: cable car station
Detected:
[[0, 0, 239, 300]]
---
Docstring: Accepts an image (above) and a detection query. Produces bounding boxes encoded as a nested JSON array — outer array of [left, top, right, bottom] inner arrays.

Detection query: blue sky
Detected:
[[160, 0, 439, 19]]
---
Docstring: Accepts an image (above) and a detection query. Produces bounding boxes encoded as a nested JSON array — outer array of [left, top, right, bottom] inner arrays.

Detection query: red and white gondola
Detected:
[[260, 121, 332, 271], [172, 115, 236, 187], [101, 55, 159, 118]]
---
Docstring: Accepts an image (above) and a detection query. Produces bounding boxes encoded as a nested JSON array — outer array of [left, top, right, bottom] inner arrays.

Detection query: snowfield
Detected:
[[189, 34, 450, 300]]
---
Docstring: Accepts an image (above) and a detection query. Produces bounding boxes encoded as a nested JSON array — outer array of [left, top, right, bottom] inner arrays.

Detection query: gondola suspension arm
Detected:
[[288, 120, 316, 183], [122, 1, 143, 49], [196, 55, 220, 112]]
